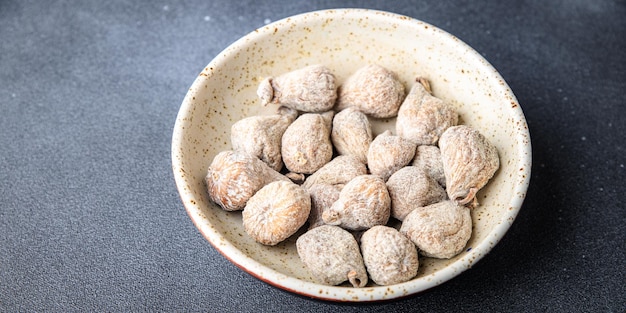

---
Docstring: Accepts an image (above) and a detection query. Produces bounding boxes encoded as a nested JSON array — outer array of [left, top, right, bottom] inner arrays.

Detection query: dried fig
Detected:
[[361, 225, 419, 286], [242, 181, 311, 246], [439, 125, 499, 206], [322, 175, 390, 231], [400, 200, 472, 259], [367, 130, 417, 181], [412, 145, 446, 188], [386, 166, 447, 221], [296, 225, 368, 287], [331, 107, 372, 164], [281, 111, 334, 174], [257, 65, 337, 113], [230, 106, 298, 171], [336, 64, 405, 118], [301, 155, 367, 190], [306, 183, 341, 230], [396, 78, 458, 145], [205, 150, 289, 211]]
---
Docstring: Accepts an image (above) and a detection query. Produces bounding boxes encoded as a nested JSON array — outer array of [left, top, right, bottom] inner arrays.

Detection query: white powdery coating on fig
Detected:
[[242, 181, 311, 246], [367, 130, 417, 181], [386, 166, 447, 221], [412, 145, 447, 188], [205, 150, 289, 211], [438, 125, 500, 206], [281, 111, 334, 174], [400, 200, 472, 259], [306, 184, 341, 230], [301, 155, 367, 190], [336, 64, 405, 118], [360, 225, 419, 286], [230, 107, 298, 172], [331, 107, 372, 164], [257, 64, 337, 112], [396, 78, 458, 145], [296, 225, 368, 287], [322, 175, 390, 231]]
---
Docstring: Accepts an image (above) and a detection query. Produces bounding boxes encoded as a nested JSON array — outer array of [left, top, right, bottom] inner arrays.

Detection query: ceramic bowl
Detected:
[[172, 9, 531, 302]]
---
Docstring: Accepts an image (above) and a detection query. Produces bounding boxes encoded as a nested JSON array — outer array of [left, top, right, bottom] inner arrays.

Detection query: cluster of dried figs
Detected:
[[205, 64, 500, 287]]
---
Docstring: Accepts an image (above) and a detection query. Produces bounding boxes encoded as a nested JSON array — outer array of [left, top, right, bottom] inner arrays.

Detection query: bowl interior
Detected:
[[172, 9, 531, 301]]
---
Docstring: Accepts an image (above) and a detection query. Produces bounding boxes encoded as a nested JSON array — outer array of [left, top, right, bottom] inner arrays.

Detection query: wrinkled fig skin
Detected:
[[396, 78, 458, 145], [331, 107, 373, 164], [306, 184, 341, 230], [361, 225, 419, 286], [242, 181, 311, 246], [438, 125, 500, 206], [301, 155, 367, 190], [296, 225, 368, 288], [367, 130, 417, 181], [412, 145, 447, 188], [285, 171, 306, 184], [400, 200, 472, 259], [322, 175, 391, 231], [281, 111, 334, 174], [386, 166, 447, 221], [257, 65, 337, 113], [230, 106, 298, 172], [205, 150, 289, 211], [336, 64, 406, 118]]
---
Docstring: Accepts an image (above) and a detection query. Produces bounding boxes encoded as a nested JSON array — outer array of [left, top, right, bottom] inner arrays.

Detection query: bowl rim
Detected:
[[172, 8, 532, 302]]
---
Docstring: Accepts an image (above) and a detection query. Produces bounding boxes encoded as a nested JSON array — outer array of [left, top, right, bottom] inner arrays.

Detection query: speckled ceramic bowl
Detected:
[[172, 9, 531, 302]]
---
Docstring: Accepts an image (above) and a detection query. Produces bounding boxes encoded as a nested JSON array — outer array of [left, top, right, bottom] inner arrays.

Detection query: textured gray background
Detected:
[[1, 0, 625, 312]]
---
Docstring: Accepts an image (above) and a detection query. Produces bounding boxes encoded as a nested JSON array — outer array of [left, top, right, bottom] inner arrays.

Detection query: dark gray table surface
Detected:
[[1, 0, 624, 312]]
